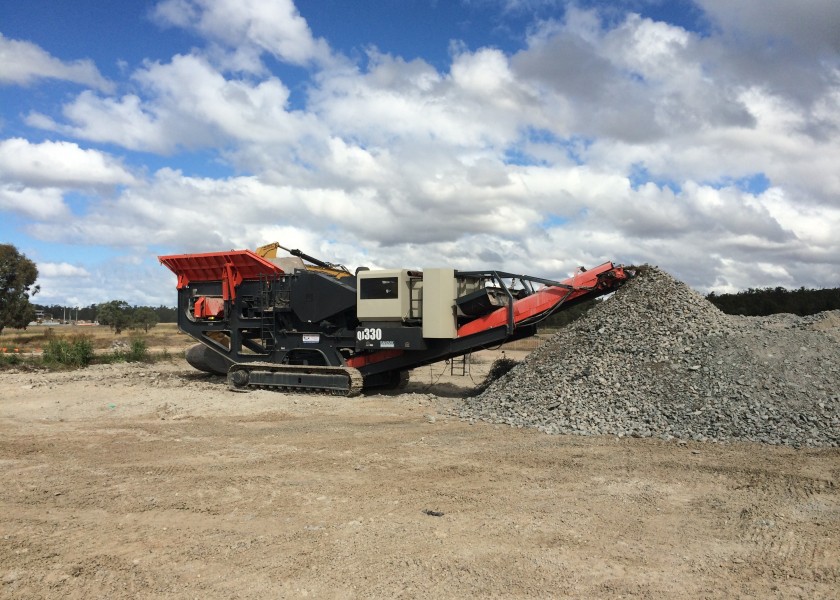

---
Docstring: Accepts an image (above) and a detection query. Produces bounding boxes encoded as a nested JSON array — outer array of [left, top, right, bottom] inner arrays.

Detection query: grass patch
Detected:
[[0, 352, 23, 367], [42, 336, 94, 368], [115, 337, 150, 362], [0, 325, 185, 371], [97, 337, 150, 364], [0, 323, 187, 352]]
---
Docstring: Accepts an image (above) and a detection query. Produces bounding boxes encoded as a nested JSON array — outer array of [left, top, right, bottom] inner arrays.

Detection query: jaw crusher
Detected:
[[159, 246, 629, 395]]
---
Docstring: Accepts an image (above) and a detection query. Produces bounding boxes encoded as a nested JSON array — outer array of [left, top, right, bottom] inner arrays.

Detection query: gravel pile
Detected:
[[460, 266, 840, 447]]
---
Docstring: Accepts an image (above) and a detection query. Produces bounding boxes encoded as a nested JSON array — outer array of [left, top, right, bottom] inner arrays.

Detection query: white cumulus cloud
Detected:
[[28, 53, 320, 154], [152, 0, 334, 68], [0, 138, 134, 188], [0, 186, 69, 220], [38, 262, 91, 278], [0, 34, 113, 92]]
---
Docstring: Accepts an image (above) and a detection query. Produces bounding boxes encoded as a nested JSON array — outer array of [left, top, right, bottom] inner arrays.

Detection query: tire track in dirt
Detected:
[[734, 472, 838, 582]]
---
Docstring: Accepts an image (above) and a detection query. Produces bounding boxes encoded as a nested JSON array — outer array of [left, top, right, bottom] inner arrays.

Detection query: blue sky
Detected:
[[1, 0, 839, 307]]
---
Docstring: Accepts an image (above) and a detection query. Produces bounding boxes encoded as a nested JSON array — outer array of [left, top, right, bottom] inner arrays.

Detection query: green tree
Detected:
[[132, 306, 159, 332], [0, 244, 40, 334], [153, 304, 177, 323], [97, 300, 133, 334]]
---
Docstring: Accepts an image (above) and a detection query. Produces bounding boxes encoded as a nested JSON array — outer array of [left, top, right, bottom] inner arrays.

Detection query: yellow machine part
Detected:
[[255, 242, 279, 258], [255, 242, 352, 279]]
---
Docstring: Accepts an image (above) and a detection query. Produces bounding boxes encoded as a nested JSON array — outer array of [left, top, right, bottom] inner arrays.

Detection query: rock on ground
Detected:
[[459, 266, 840, 447]]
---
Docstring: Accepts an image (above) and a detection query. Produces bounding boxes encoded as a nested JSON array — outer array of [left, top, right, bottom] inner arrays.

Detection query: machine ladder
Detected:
[[450, 354, 469, 376], [259, 274, 278, 351]]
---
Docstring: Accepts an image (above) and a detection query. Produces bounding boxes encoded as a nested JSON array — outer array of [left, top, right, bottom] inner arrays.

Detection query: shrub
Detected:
[[127, 337, 149, 362], [43, 336, 94, 368], [0, 352, 22, 367]]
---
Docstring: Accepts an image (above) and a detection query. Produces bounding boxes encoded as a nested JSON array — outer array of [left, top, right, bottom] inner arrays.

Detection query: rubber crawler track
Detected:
[[226, 362, 364, 397]]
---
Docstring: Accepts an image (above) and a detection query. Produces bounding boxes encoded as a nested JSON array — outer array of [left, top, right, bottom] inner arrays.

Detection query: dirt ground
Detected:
[[1, 351, 838, 599]]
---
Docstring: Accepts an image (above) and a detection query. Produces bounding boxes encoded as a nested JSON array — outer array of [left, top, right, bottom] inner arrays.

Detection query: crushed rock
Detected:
[[458, 266, 840, 447]]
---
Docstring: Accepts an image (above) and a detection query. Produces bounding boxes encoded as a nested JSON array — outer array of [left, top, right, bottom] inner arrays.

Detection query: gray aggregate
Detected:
[[458, 266, 840, 447]]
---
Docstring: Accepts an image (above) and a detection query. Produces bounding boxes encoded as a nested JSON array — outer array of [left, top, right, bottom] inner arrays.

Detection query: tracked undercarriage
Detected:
[[226, 362, 364, 396]]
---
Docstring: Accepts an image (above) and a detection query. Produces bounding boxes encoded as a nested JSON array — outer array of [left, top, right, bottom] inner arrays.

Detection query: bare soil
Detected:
[[1, 352, 838, 599]]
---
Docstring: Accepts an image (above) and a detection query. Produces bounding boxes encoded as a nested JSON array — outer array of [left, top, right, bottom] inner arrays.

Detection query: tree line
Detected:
[[33, 303, 178, 326], [706, 286, 840, 317], [32, 302, 178, 333]]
